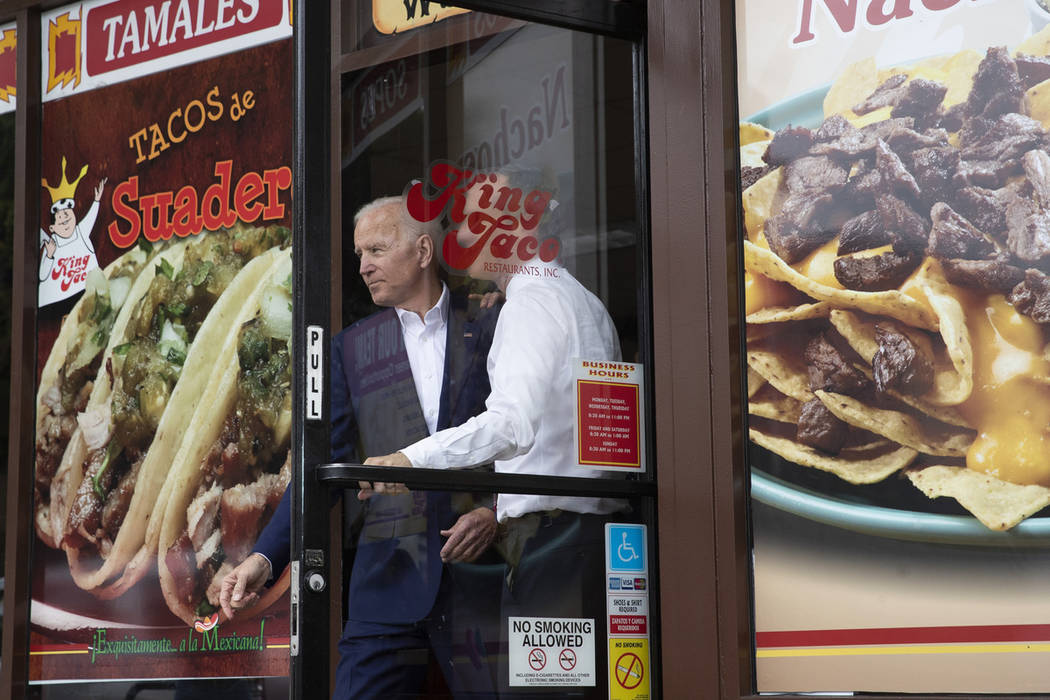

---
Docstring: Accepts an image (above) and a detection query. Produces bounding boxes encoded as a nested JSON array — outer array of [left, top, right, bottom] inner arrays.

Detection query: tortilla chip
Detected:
[[916, 262, 974, 405], [907, 465, 1050, 531], [749, 385, 802, 423], [815, 390, 973, 457], [750, 427, 917, 484], [747, 366, 766, 399], [938, 50, 982, 108], [1026, 78, 1050, 130], [827, 310, 973, 427], [747, 346, 813, 402], [740, 122, 774, 146], [744, 241, 939, 330], [1016, 24, 1050, 58], [824, 58, 879, 117], [741, 141, 770, 169], [742, 170, 781, 242], [848, 105, 893, 128], [747, 301, 831, 324]]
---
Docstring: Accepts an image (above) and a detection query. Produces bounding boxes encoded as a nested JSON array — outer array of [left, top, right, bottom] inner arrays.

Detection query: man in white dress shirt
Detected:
[[367, 168, 627, 698]]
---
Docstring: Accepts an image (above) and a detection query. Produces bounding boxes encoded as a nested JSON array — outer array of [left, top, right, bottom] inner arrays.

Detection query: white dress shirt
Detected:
[[395, 283, 449, 436], [401, 266, 626, 521]]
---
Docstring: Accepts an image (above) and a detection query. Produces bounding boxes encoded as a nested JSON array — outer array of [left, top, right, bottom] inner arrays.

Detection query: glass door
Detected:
[[291, 1, 654, 698]]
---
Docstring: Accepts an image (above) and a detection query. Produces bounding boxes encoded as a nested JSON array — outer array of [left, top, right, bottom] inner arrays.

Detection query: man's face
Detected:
[[50, 208, 76, 238], [354, 204, 428, 309]]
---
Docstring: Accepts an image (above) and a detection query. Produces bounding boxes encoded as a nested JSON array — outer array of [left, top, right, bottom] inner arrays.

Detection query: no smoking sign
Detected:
[[508, 617, 595, 687], [609, 638, 650, 700]]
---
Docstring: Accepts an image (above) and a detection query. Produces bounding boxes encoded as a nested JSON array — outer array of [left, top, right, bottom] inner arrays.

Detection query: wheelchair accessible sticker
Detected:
[[606, 524, 646, 574], [605, 524, 650, 700]]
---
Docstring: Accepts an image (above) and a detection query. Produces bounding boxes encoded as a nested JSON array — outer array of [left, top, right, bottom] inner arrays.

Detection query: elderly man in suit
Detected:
[[220, 196, 501, 699]]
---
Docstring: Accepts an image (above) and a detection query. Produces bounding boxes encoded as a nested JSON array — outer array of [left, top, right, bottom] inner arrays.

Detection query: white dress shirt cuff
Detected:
[[400, 439, 433, 468]]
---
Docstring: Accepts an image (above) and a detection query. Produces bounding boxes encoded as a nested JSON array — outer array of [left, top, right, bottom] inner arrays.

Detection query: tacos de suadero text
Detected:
[[57, 223, 290, 596], [159, 253, 292, 623]]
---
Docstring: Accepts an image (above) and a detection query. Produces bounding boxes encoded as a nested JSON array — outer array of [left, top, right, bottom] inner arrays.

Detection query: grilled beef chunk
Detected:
[[1002, 150, 1050, 264], [965, 46, 1023, 121], [953, 185, 1013, 239], [1008, 268, 1050, 323], [881, 124, 949, 152], [872, 324, 934, 396], [813, 114, 853, 142], [961, 113, 1044, 168], [938, 103, 966, 132], [834, 250, 922, 291], [763, 125, 814, 166], [810, 117, 919, 159], [876, 193, 929, 254], [1016, 53, 1050, 89], [796, 399, 849, 454], [1006, 193, 1050, 263], [927, 203, 997, 260], [955, 159, 1014, 189], [1023, 149, 1050, 207], [36, 414, 78, 492], [804, 334, 870, 395], [763, 156, 849, 263], [941, 258, 1025, 293], [764, 197, 836, 264], [838, 210, 889, 255], [165, 533, 200, 607], [876, 140, 921, 199], [891, 79, 948, 124], [909, 146, 960, 209], [844, 162, 883, 206], [853, 73, 909, 115], [100, 455, 143, 541], [742, 165, 771, 190], [782, 155, 849, 193]]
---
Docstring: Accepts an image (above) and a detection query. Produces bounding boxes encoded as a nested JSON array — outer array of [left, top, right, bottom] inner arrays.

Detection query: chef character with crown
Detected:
[[39, 157, 106, 306]]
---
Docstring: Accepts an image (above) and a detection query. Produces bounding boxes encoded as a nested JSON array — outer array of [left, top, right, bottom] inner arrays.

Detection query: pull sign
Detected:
[[306, 325, 324, 420]]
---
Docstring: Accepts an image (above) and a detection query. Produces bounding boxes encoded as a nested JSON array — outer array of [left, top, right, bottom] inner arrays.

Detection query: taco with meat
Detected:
[[35, 242, 160, 548], [56, 223, 290, 597], [158, 252, 292, 624]]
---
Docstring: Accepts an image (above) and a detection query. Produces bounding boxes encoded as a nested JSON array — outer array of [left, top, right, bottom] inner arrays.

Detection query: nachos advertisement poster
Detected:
[[737, 0, 1050, 693], [30, 0, 294, 683]]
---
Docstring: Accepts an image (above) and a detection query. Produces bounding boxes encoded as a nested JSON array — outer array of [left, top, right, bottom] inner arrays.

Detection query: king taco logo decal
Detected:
[[406, 161, 561, 278]]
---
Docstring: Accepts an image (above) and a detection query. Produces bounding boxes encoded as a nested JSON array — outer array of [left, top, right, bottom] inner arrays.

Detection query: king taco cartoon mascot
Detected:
[[39, 157, 105, 306]]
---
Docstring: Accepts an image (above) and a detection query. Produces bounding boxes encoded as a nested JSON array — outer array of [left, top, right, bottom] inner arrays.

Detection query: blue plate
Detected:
[[745, 90, 1050, 546]]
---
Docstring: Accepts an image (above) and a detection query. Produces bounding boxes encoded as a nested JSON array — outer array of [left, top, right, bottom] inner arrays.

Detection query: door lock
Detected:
[[306, 570, 326, 593]]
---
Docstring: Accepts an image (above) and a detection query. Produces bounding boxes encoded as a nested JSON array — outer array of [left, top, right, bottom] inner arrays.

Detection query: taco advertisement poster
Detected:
[[738, 0, 1050, 693], [0, 22, 14, 116], [31, 0, 293, 683]]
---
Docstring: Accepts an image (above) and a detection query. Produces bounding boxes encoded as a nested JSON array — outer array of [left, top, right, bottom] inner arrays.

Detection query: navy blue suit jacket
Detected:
[[254, 289, 498, 624]]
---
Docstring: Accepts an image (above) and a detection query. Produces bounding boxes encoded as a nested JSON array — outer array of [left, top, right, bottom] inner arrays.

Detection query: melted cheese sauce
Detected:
[[792, 239, 844, 289], [957, 292, 1050, 486], [745, 271, 806, 315]]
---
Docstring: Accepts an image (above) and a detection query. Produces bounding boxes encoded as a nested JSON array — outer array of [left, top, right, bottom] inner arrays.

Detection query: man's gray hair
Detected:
[[353, 195, 440, 244]]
